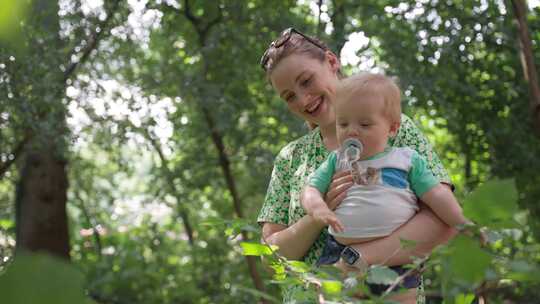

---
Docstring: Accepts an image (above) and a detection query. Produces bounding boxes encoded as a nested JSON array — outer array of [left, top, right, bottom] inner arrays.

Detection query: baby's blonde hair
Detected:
[[336, 73, 401, 124]]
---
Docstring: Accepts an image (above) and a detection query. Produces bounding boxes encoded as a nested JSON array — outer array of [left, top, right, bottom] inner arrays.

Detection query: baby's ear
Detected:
[[389, 121, 401, 138]]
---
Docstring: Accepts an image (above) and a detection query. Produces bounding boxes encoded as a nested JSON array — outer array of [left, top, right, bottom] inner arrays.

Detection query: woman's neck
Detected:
[[319, 123, 339, 151]]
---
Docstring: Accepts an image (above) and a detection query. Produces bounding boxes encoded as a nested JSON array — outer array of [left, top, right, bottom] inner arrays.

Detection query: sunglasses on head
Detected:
[[260, 27, 327, 70]]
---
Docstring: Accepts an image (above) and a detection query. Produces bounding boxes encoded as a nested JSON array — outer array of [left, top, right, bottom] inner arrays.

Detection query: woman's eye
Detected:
[[301, 76, 312, 87], [285, 94, 296, 103]]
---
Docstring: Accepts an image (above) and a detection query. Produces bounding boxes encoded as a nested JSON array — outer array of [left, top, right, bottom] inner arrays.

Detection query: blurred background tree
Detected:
[[0, 0, 539, 303]]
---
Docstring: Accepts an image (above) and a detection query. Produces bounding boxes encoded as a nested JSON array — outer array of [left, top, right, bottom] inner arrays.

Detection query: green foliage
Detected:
[[453, 293, 475, 304], [366, 266, 399, 285], [241, 242, 277, 256], [321, 279, 342, 295], [241, 179, 540, 303], [0, 0, 30, 43], [463, 179, 518, 228], [1, 1, 540, 303], [441, 236, 492, 284], [0, 251, 94, 304]]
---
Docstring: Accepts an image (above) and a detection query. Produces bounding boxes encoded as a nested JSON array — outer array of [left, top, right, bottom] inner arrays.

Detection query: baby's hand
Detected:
[[313, 208, 345, 233]]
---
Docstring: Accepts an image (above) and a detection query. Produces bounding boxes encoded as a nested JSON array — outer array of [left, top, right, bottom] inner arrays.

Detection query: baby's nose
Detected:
[[347, 126, 359, 136]]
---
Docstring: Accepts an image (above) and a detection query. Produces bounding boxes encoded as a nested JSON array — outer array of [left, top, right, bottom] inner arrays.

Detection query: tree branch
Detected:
[[63, 1, 121, 82], [183, 0, 198, 24], [0, 133, 31, 179], [143, 129, 195, 246], [183, 0, 222, 45], [74, 191, 103, 258]]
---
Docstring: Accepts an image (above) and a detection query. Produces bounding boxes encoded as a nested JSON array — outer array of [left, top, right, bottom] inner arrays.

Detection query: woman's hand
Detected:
[[325, 170, 353, 210]]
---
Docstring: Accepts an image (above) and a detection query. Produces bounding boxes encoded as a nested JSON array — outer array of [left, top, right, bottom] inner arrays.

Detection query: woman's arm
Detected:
[[327, 169, 457, 266], [261, 217, 325, 260], [259, 140, 338, 260], [350, 205, 457, 266]]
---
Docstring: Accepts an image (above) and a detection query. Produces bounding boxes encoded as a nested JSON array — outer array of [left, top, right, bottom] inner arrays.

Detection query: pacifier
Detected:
[[342, 138, 363, 163], [342, 138, 364, 184]]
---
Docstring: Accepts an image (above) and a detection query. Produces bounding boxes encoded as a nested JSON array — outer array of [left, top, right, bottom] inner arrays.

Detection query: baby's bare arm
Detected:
[[301, 186, 345, 233], [301, 186, 329, 215]]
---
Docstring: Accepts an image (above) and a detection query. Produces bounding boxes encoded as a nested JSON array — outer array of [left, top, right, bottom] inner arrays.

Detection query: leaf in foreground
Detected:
[[0, 251, 94, 304], [240, 242, 277, 256]]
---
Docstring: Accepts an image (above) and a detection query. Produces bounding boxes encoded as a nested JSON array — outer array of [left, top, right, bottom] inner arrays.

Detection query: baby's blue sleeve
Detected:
[[409, 151, 440, 197], [308, 152, 337, 194]]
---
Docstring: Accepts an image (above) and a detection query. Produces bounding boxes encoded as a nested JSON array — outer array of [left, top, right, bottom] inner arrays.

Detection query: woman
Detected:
[[257, 28, 455, 303]]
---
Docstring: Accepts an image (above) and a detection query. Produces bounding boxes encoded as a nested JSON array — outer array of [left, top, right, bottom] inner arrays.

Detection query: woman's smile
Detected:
[[305, 96, 323, 115]]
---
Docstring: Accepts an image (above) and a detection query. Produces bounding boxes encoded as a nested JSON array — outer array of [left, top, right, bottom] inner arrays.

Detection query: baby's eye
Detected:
[[338, 122, 348, 128]]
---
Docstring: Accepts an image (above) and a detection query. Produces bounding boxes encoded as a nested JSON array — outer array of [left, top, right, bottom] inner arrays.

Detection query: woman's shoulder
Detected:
[[276, 128, 321, 160], [399, 113, 415, 129], [391, 114, 422, 146]]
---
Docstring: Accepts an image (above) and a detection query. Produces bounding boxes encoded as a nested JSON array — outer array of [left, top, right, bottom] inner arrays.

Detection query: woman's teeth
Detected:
[[306, 98, 322, 114]]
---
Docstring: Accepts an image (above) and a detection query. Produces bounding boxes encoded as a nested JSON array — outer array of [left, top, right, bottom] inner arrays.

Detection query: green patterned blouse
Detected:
[[257, 114, 450, 303]]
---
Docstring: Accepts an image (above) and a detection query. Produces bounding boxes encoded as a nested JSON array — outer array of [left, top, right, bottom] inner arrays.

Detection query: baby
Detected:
[[301, 72, 468, 300]]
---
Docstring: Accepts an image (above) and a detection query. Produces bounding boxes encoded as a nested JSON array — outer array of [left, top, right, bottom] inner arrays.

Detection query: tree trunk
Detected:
[[12, 0, 120, 261], [511, 0, 540, 136], [15, 147, 70, 260]]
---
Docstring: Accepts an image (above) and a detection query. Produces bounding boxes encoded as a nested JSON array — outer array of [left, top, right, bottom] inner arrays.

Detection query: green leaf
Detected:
[[0, 0, 29, 41], [508, 260, 534, 272], [235, 285, 281, 304], [506, 260, 540, 282], [322, 280, 342, 295], [287, 260, 310, 273], [270, 262, 286, 281], [455, 293, 475, 304], [224, 227, 234, 236], [0, 219, 14, 230], [316, 264, 343, 279], [463, 179, 518, 228], [367, 265, 399, 285], [446, 235, 492, 284], [0, 251, 94, 304], [240, 242, 277, 256]]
